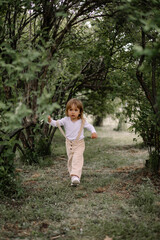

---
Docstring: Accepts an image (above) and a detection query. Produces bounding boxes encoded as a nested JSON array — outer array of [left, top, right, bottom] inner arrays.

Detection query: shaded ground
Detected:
[[0, 126, 160, 240]]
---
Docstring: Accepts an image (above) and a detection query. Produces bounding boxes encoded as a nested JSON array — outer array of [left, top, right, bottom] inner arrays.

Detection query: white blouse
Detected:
[[50, 117, 96, 141]]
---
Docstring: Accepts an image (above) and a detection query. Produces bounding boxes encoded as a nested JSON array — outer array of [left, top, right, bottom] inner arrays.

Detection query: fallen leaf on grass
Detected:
[[50, 235, 65, 239], [104, 235, 112, 240], [129, 149, 138, 153], [57, 156, 66, 161], [31, 173, 41, 178], [93, 187, 106, 193], [81, 194, 88, 198], [23, 173, 41, 184], [23, 180, 37, 185], [111, 165, 144, 173], [15, 168, 23, 172]]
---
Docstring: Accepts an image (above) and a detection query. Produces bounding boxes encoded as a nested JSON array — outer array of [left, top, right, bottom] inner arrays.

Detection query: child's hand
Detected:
[[91, 132, 97, 139], [48, 115, 52, 123]]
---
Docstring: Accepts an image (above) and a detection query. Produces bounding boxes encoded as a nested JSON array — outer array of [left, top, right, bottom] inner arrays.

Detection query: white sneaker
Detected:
[[71, 176, 80, 186]]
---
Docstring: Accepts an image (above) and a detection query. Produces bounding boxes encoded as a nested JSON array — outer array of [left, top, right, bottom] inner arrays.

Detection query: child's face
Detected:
[[68, 104, 80, 121]]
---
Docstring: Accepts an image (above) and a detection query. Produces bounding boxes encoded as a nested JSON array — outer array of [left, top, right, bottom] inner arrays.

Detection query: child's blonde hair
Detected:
[[66, 98, 83, 119]]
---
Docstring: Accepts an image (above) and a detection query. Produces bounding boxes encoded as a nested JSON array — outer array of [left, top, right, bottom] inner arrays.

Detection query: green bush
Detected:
[[20, 137, 51, 165], [0, 146, 22, 197], [36, 137, 51, 157]]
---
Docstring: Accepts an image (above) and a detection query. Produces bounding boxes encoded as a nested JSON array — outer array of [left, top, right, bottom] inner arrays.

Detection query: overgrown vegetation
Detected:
[[1, 0, 160, 196]]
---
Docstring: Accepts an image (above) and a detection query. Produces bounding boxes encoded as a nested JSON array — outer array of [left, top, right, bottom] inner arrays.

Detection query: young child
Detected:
[[48, 98, 97, 186]]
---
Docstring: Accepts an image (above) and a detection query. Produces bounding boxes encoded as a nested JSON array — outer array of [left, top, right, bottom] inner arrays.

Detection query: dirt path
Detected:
[[0, 127, 160, 240]]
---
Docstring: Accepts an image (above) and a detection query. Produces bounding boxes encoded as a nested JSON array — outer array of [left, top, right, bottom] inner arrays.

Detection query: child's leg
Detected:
[[70, 153, 84, 179], [66, 141, 73, 175], [66, 140, 85, 179], [70, 140, 85, 179]]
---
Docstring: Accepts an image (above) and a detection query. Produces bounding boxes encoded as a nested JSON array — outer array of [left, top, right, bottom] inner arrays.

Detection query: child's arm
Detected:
[[48, 115, 57, 127], [91, 132, 98, 139], [48, 115, 66, 127], [48, 115, 52, 123], [84, 121, 98, 139]]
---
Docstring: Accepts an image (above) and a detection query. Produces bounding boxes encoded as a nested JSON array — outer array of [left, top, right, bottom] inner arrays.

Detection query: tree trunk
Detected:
[[94, 116, 103, 126]]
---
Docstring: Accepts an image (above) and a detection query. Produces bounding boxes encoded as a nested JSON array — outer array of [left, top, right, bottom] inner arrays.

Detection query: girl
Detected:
[[48, 98, 97, 186]]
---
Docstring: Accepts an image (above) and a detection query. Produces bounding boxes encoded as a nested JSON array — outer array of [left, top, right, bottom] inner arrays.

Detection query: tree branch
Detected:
[[136, 29, 156, 113]]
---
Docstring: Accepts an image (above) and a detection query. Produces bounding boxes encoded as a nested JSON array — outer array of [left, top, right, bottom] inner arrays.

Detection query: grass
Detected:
[[0, 126, 160, 240]]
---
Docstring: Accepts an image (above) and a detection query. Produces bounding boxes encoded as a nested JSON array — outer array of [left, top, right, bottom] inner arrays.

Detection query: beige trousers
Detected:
[[66, 139, 85, 179], [56, 119, 86, 179]]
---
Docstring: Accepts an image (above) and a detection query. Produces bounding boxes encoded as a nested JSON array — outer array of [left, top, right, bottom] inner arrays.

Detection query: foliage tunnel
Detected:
[[0, 0, 160, 195]]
